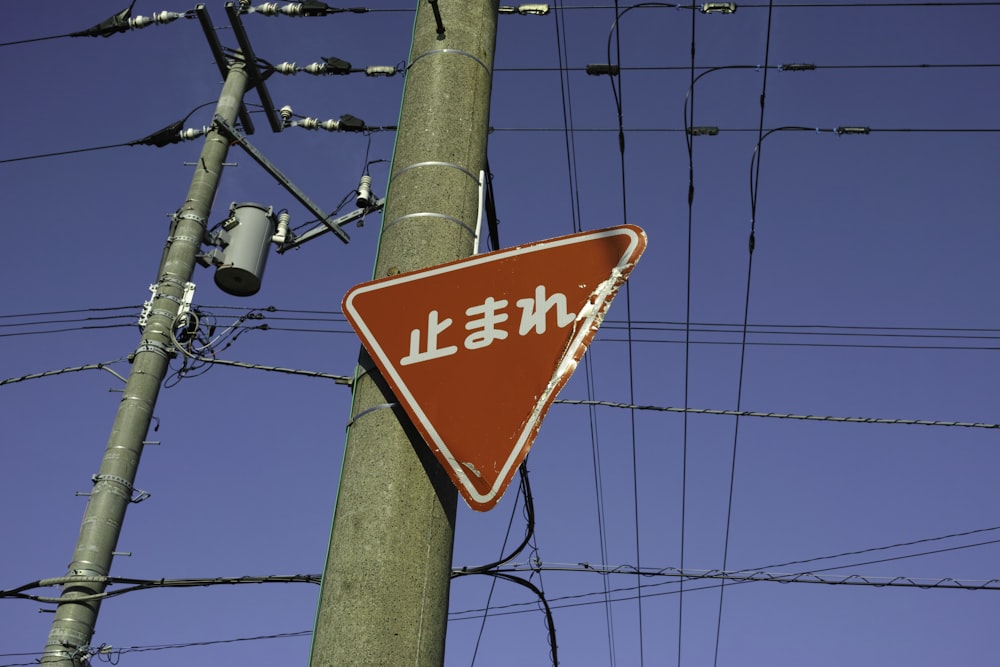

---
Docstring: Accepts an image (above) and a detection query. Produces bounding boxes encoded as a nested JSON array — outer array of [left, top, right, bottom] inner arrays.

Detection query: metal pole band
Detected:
[[408, 48, 490, 75], [391, 160, 481, 184], [382, 212, 476, 237], [175, 211, 207, 225], [134, 340, 173, 360], [167, 234, 201, 245], [149, 308, 177, 322], [92, 474, 134, 492], [154, 277, 191, 297]]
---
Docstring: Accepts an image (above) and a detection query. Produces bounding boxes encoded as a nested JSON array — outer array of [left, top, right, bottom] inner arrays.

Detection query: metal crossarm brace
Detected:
[[213, 115, 351, 243], [278, 198, 385, 253], [225, 1, 283, 133], [194, 4, 256, 135]]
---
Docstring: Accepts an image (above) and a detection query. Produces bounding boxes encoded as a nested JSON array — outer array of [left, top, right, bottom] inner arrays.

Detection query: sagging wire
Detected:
[[603, 3, 683, 141], [452, 569, 559, 667], [523, 483, 555, 665], [467, 465, 531, 665], [457, 465, 536, 574], [469, 486, 521, 665], [455, 464, 553, 664]]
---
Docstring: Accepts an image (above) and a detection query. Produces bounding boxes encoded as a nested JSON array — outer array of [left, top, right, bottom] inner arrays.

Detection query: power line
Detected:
[[199, 306, 1000, 335], [739, 1, 1000, 7], [489, 125, 1000, 132], [600, 336, 1000, 351], [0, 33, 77, 48], [0, 313, 136, 330], [553, 399, 1000, 429], [0, 323, 134, 339], [0, 306, 139, 319], [2, 124, 996, 168], [452, 570, 560, 666], [605, 3, 655, 661], [676, 0, 702, 657], [12, 305, 992, 338], [711, 0, 777, 658], [551, 0, 619, 657], [0, 360, 128, 387], [559, 1, 1000, 8], [450, 526, 1000, 620], [495, 562, 1000, 591], [0, 142, 135, 165], [1, 574, 320, 604], [12, 308, 994, 351], [496, 62, 1000, 72], [3, 631, 313, 667]]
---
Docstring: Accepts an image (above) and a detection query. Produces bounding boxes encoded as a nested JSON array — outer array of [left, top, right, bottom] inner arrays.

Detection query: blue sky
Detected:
[[1, 1, 999, 665]]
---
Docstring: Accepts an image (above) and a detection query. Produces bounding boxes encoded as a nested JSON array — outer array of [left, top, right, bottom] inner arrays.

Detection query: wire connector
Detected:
[[779, 63, 816, 72], [73, 8, 190, 37], [366, 65, 399, 77], [287, 114, 366, 132], [249, 1, 366, 16], [129, 11, 188, 29], [498, 4, 550, 14], [586, 64, 620, 76], [836, 126, 871, 135], [687, 126, 720, 136], [700, 2, 737, 13]]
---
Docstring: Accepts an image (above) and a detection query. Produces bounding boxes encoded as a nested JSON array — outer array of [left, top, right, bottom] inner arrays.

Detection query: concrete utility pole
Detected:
[[309, 1, 499, 665], [41, 61, 250, 666]]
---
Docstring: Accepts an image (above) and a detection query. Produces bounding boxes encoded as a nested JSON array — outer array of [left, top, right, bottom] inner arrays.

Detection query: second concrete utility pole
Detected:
[[41, 60, 250, 666]]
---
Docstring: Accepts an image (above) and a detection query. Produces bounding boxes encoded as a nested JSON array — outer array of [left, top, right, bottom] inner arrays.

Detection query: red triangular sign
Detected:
[[343, 224, 647, 511]]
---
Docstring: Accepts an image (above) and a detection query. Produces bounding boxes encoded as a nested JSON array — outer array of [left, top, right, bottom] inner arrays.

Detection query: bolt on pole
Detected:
[[309, 1, 499, 665], [40, 60, 250, 666]]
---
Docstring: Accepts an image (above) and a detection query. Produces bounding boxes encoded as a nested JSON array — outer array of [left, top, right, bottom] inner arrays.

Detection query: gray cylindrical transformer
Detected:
[[214, 202, 276, 296]]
